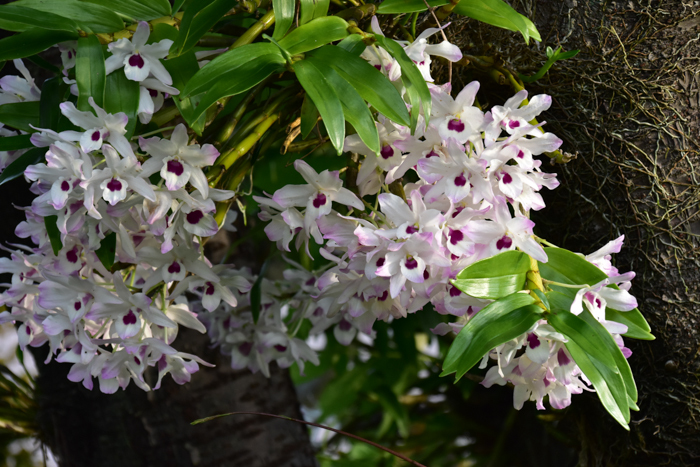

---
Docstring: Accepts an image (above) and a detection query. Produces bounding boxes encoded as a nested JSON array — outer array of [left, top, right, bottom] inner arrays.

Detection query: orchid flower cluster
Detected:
[[0, 14, 642, 416], [243, 21, 640, 411], [0, 24, 253, 392]]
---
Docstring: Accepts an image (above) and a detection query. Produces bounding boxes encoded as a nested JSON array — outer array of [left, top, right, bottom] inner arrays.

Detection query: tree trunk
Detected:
[[34, 328, 318, 467], [453, 0, 700, 464]]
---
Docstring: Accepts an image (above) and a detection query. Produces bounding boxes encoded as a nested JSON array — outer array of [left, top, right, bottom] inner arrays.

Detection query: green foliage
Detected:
[[82, 0, 171, 21], [13, 0, 125, 33], [455, 0, 540, 43], [539, 247, 654, 340], [76, 35, 106, 110], [0, 147, 45, 187], [44, 216, 63, 256], [96, 232, 117, 270], [452, 250, 531, 299], [0, 29, 78, 61], [0, 102, 39, 133], [442, 293, 541, 380], [377, 0, 448, 14], [171, 0, 233, 57]]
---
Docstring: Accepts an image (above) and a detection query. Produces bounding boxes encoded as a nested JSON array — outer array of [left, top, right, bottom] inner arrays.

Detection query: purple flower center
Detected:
[[557, 348, 571, 366], [61, 180, 70, 191], [149, 89, 158, 97], [66, 247, 79, 263], [128, 54, 145, 68], [449, 285, 461, 297], [376, 257, 385, 268], [447, 118, 465, 132], [305, 277, 315, 286], [454, 173, 467, 187], [167, 261, 181, 274], [167, 159, 184, 176], [313, 307, 323, 317], [452, 206, 464, 218], [374, 64, 381, 70], [496, 235, 513, 250], [186, 210, 204, 225], [405, 257, 418, 270], [134, 356, 141, 365], [449, 229, 464, 245], [91, 131, 101, 142], [274, 345, 287, 352], [68, 51, 73, 59], [380, 145, 394, 159], [25, 325, 31, 335], [74, 301, 82, 310], [204, 282, 215, 295], [378, 290, 388, 301], [123, 310, 137, 325], [527, 333, 540, 349], [239, 342, 253, 356], [426, 150, 438, 158], [502, 172, 513, 184], [423, 270, 430, 280], [508, 120, 520, 129], [339, 319, 352, 331], [106, 178, 122, 192], [517, 150, 524, 159], [312, 193, 327, 208], [406, 225, 418, 234], [585, 292, 602, 308]]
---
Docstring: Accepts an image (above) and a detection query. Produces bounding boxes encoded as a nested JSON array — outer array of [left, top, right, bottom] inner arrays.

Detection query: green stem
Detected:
[[217, 113, 279, 169], [230, 9, 275, 50]]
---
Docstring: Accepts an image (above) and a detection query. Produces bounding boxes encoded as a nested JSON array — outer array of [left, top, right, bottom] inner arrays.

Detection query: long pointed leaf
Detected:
[[307, 58, 380, 154], [76, 35, 106, 111], [294, 59, 345, 154], [0, 29, 78, 61], [373, 35, 431, 130], [278, 16, 349, 55], [272, 0, 295, 40], [308, 45, 411, 127], [299, 0, 330, 25]]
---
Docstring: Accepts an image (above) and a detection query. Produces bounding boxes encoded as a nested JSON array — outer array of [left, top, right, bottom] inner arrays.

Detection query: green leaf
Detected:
[[96, 232, 117, 270], [278, 16, 349, 55], [306, 57, 380, 154], [539, 247, 653, 340], [0, 101, 40, 132], [172, 0, 187, 14], [299, 0, 330, 25], [0, 147, 45, 187], [307, 45, 411, 128], [454, 0, 541, 44], [104, 72, 140, 139], [377, 0, 447, 14], [0, 4, 79, 32], [374, 34, 431, 130], [14, 0, 124, 33], [547, 310, 630, 428], [568, 340, 629, 429], [519, 46, 580, 83], [76, 35, 106, 111], [162, 51, 207, 132], [183, 43, 284, 97], [336, 35, 366, 56], [577, 308, 637, 403], [300, 93, 319, 139], [372, 385, 410, 438], [44, 216, 62, 256], [452, 250, 530, 299], [40, 76, 68, 130], [187, 55, 285, 124], [294, 59, 345, 155], [442, 292, 539, 380], [81, 0, 171, 20], [272, 0, 295, 41], [0, 135, 33, 151], [150, 23, 179, 43], [172, 0, 233, 57], [0, 29, 78, 61]]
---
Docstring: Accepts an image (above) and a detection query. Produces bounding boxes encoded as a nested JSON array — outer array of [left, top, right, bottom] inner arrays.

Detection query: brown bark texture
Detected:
[[447, 0, 700, 464], [33, 329, 318, 467]]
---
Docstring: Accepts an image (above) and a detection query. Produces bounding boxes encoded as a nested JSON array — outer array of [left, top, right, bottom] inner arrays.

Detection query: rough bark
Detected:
[[33, 329, 317, 467], [448, 1, 700, 464]]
